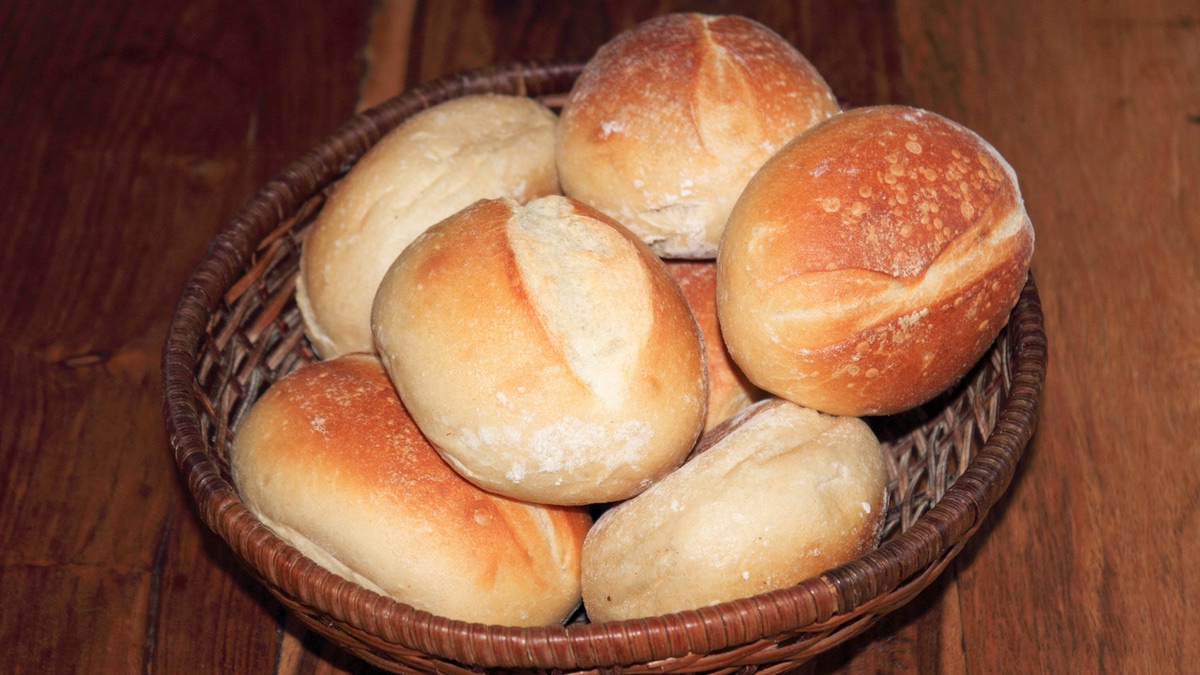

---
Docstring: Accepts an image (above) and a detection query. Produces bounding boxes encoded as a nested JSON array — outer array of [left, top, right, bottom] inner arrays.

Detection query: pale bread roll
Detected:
[[230, 354, 591, 627], [556, 13, 840, 259], [296, 94, 560, 358], [718, 105, 1035, 416], [665, 260, 764, 430], [581, 398, 887, 623], [372, 195, 708, 506]]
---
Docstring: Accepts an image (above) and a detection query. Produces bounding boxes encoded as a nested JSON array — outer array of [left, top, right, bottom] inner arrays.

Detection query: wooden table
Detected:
[[2, 1, 1196, 672]]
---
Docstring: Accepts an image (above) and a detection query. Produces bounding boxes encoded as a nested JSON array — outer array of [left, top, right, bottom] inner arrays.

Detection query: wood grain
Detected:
[[1, 0, 1196, 673], [388, 0, 908, 107], [0, 1, 372, 672], [358, 0, 419, 112], [895, 1, 1200, 671]]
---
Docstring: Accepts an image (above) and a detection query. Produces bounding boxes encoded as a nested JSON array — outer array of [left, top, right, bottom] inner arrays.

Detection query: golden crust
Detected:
[[718, 106, 1035, 416], [230, 354, 591, 626], [557, 13, 840, 258], [665, 260, 763, 429], [372, 196, 707, 505]]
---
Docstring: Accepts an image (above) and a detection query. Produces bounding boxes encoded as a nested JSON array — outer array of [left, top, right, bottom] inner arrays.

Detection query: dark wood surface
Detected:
[[2, 1, 1196, 672]]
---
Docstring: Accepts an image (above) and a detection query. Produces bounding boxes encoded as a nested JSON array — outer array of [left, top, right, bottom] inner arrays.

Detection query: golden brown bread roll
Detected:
[[230, 354, 591, 627], [296, 94, 560, 358], [581, 398, 887, 623], [718, 105, 1035, 416], [556, 13, 840, 259], [665, 260, 764, 430], [371, 195, 708, 506]]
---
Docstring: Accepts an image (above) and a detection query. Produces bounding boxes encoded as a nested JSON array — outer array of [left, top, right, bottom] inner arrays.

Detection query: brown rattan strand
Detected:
[[161, 61, 1048, 674]]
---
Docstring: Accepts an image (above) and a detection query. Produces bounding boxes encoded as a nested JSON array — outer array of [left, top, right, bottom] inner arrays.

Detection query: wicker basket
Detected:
[[161, 61, 1047, 674]]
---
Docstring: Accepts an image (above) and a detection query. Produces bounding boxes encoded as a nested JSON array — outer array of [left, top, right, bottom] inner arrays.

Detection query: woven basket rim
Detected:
[[161, 60, 1047, 671]]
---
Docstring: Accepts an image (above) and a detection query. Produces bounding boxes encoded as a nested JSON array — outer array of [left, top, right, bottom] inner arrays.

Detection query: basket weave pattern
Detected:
[[162, 62, 1047, 674]]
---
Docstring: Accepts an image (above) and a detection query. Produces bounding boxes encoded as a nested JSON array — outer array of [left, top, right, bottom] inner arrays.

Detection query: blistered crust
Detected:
[[718, 106, 1035, 415]]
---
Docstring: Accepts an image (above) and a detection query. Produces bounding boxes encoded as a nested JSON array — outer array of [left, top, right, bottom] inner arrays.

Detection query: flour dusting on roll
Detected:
[[581, 398, 887, 623], [372, 195, 707, 506], [557, 13, 840, 258], [718, 105, 1034, 416]]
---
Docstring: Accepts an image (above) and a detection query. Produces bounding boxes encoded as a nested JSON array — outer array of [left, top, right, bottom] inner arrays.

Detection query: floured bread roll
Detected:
[[556, 13, 841, 258], [665, 260, 764, 430], [718, 105, 1035, 416], [581, 398, 888, 623], [296, 94, 560, 358], [372, 195, 707, 506], [230, 354, 591, 627]]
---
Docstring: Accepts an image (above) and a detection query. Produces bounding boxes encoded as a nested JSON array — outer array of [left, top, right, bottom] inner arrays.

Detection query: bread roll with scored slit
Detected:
[[556, 13, 841, 259], [581, 398, 887, 623], [230, 354, 591, 627], [371, 195, 708, 506], [718, 105, 1035, 416]]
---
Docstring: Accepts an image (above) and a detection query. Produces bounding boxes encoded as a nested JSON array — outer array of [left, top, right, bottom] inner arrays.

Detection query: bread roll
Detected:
[[297, 94, 560, 358], [230, 354, 591, 627], [556, 13, 840, 259], [665, 260, 764, 430], [581, 398, 887, 623], [371, 195, 707, 506], [718, 105, 1035, 416]]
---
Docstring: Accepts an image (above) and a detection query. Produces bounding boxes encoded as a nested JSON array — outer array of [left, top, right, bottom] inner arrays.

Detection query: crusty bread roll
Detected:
[[296, 94, 560, 358], [556, 13, 840, 259], [230, 354, 591, 627], [718, 105, 1035, 416], [581, 398, 887, 623], [665, 260, 764, 430], [372, 195, 708, 506]]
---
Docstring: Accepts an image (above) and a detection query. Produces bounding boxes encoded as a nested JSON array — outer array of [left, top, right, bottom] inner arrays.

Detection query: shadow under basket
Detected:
[[161, 61, 1048, 674]]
